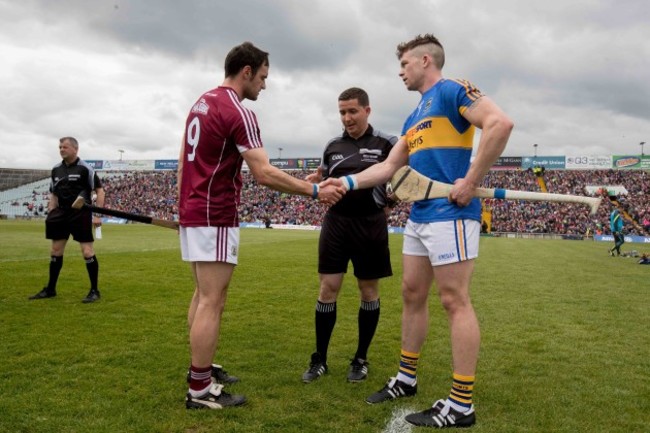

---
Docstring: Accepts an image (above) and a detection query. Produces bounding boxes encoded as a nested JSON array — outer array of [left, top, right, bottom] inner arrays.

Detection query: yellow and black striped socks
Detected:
[[395, 349, 419, 385], [447, 373, 475, 412]]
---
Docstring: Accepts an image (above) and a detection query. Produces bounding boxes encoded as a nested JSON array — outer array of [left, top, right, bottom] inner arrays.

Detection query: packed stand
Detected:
[[76, 168, 649, 236], [100, 172, 178, 221], [483, 169, 649, 236]]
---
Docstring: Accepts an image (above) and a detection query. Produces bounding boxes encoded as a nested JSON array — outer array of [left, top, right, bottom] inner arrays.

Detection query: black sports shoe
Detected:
[[185, 383, 246, 409], [366, 377, 417, 404], [347, 358, 369, 383], [82, 290, 100, 303], [29, 288, 56, 300], [186, 364, 240, 384], [302, 353, 328, 383], [212, 364, 239, 384], [405, 399, 476, 428]]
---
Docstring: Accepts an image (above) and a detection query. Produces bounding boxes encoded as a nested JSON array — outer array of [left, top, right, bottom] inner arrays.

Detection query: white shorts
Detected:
[[403, 219, 479, 266], [179, 226, 239, 264]]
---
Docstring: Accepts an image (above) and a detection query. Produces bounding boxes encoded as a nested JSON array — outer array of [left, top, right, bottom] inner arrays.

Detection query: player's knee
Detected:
[[318, 285, 340, 302], [401, 283, 427, 305], [357, 280, 379, 301], [81, 245, 94, 258], [438, 289, 471, 314], [198, 294, 227, 312]]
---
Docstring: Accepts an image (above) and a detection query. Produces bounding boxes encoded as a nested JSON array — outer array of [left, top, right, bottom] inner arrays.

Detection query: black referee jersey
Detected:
[[321, 125, 397, 217], [50, 158, 102, 209]]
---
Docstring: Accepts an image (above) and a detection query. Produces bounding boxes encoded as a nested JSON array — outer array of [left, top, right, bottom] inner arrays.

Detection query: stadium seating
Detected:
[[0, 178, 51, 218], [1, 168, 648, 236]]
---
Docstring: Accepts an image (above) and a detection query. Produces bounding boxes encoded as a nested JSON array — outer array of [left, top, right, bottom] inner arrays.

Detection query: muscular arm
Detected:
[[242, 147, 344, 202], [451, 96, 514, 205]]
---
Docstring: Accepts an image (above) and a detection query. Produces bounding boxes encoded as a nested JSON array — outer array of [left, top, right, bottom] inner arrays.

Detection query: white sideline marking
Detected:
[[382, 407, 415, 433]]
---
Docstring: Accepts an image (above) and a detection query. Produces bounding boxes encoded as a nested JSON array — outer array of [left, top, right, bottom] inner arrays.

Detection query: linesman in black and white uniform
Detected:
[[302, 87, 398, 383], [29, 136, 105, 303]]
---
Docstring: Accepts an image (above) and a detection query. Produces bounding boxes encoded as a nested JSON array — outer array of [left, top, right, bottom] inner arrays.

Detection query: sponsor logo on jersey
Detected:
[[406, 120, 433, 151], [407, 136, 424, 151], [359, 148, 382, 163], [331, 154, 344, 160], [359, 149, 382, 155], [415, 120, 432, 132], [191, 98, 209, 115]]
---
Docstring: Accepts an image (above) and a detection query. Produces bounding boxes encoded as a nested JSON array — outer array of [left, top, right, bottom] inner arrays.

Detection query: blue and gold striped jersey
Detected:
[[401, 78, 483, 223]]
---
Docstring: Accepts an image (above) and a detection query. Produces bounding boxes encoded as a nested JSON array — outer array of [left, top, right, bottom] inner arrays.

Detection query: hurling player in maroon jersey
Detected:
[[178, 42, 344, 409]]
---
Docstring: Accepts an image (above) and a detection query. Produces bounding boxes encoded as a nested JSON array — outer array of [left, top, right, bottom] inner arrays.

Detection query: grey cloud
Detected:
[[30, 0, 359, 71]]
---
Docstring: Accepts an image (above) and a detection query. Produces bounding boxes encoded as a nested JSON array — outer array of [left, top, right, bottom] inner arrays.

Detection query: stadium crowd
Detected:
[[483, 169, 649, 236], [101, 172, 178, 221], [75, 168, 650, 236]]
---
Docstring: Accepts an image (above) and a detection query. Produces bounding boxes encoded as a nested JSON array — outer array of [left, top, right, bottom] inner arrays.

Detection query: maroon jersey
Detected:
[[179, 86, 262, 227]]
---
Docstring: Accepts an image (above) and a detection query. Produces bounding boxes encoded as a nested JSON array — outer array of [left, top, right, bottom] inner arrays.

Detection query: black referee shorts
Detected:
[[45, 207, 94, 243], [318, 211, 392, 280]]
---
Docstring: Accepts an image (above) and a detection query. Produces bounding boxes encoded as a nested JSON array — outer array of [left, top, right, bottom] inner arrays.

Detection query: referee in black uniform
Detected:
[[302, 88, 397, 383], [29, 136, 105, 303]]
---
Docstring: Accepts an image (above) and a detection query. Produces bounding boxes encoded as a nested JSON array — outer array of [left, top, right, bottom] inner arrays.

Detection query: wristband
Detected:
[[342, 175, 358, 191], [312, 183, 320, 199]]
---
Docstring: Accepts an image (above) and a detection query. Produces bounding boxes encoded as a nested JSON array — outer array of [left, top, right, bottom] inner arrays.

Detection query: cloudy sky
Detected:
[[1, 0, 648, 169]]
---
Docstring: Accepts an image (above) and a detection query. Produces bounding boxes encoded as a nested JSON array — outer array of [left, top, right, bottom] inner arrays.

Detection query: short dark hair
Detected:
[[224, 42, 269, 78], [59, 136, 79, 148], [338, 87, 369, 107], [396, 34, 445, 69]]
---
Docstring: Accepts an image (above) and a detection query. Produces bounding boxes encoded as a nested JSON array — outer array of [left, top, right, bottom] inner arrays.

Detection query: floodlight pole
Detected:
[[641, 141, 645, 157]]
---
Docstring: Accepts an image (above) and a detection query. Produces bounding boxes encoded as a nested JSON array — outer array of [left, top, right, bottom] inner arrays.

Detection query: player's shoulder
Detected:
[[443, 78, 483, 100], [77, 159, 94, 171], [370, 128, 399, 145], [195, 87, 257, 123], [194, 87, 240, 110], [325, 133, 345, 148]]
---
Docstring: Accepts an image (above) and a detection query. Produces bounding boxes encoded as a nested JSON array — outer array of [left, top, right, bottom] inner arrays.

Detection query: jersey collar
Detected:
[[343, 124, 374, 140], [62, 157, 80, 167]]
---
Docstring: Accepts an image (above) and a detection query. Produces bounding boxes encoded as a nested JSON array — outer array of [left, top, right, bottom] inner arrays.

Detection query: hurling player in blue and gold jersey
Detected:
[[325, 34, 513, 428]]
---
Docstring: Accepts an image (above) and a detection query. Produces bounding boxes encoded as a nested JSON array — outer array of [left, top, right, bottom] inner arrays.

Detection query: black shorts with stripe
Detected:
[[45, 207, 94, 243], [318, 211, 392, 280]]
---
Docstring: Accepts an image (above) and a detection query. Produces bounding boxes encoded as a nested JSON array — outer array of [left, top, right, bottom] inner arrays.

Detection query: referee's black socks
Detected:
[[356, 299, 380, 361], [47, 255, 63, 294], [315, 300, 337, 363], [85, 255, 99, 292]]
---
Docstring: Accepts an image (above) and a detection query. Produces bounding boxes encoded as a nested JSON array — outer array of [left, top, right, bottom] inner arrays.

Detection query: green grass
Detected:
[[0, 220, 648, 433]]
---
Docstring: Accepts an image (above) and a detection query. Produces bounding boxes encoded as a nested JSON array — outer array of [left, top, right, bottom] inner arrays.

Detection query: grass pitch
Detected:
[[0, 220, 648, 433]]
